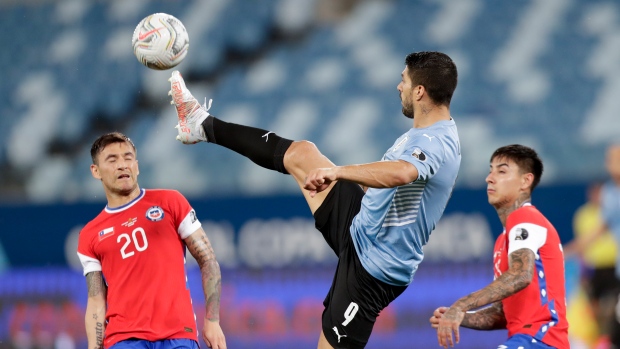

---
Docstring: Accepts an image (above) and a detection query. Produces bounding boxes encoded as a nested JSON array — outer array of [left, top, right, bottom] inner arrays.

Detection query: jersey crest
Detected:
[[146, 206, 165, 221]]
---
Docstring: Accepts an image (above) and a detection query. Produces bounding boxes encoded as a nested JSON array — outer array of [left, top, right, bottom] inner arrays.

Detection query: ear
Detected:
[[136, 160, 140, 176], [521, 172, 534, 192], [91, 164, 102, 180], [415, 85, 425, 101]]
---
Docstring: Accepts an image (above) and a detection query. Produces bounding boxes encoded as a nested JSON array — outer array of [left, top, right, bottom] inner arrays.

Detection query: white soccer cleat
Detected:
[[169, 70, 212, 144]]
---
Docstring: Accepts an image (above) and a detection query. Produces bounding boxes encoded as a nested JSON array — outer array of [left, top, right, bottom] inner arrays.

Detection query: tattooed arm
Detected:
[[435, 248, 535, 347], [185, 228, 227, 349], [449, 248, 534, 313], [461, 301, 507, 330], [431, 302, 506, 332], [85, 271, 107, 349]]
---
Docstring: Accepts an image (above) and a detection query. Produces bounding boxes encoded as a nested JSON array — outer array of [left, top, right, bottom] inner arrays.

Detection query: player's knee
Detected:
[[284, 140, 321, 168]]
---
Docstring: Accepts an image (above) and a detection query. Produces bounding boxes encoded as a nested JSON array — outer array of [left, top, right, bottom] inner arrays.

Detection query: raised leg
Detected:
[[169, 70, 337, 214]]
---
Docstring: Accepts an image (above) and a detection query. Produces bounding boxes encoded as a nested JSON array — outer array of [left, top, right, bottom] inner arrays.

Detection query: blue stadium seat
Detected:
[[0, 0, 615, 201]]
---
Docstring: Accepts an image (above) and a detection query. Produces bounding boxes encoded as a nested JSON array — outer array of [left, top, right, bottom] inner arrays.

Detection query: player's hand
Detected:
[[436, 306, 464, 348], [429, 306, 448, 329], [202, 319, 226, 349], [304, 168, 337, 197]]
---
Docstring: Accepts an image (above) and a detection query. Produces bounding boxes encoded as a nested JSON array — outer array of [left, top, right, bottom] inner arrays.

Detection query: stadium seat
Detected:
[[0, 0, 615, 201]]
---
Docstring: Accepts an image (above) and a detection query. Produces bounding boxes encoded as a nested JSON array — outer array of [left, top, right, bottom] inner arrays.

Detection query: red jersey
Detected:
[[77, 189, 201, 348], [493, 204, 569, 349]]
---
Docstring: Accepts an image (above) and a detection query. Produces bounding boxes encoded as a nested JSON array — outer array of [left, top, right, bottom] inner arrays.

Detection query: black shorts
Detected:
[[610, 285, 620, 346], [585, 266, 619, 301], [314, 181, 408, 349]]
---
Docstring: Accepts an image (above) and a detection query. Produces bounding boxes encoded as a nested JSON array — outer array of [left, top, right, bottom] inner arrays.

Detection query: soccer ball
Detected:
[[132, 13, 189, 70]]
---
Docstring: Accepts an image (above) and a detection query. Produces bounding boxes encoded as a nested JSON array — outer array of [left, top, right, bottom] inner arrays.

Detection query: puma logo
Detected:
[[262, 131, 274, 142], [332, 326, 347, 343], [423, 134, 435, 141]]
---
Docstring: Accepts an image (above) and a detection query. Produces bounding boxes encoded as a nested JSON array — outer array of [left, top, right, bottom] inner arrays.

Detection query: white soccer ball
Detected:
[[132, 13, 189, 70]]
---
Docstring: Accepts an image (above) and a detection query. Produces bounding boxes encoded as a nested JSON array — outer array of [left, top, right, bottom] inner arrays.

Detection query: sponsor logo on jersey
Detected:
[[412, 148, 426, 161], [146, 206, 165, 222], [515, 228, 529, 240], [190, 210, 197, 223], [121, 217, 138, 227], [98, 227, 115, 241]]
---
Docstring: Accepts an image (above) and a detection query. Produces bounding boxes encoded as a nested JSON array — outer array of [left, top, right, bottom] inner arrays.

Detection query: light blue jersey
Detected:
[[351, 119, 461, 286]]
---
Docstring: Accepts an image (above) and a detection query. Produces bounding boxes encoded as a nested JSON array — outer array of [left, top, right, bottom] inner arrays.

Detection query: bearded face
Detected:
[[398, 66, 415, 119], [401, 95, 414, 119]]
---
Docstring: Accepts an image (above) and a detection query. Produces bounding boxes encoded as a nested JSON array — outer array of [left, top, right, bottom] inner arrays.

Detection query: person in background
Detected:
[[569, 144, 620, 348], [566, 181, 618, 346]]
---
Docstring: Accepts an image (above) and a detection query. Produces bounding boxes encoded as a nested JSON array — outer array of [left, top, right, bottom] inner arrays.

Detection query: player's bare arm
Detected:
[[85, 271, 107, 349], [185, 228, 227, 348], [430, 302, 506, 331], [460, 301, 507, 330], [186, 228, 221, 320], [448, 248, 534, 311], [436, 248, 534, 347], [304, 160, 418, 196]]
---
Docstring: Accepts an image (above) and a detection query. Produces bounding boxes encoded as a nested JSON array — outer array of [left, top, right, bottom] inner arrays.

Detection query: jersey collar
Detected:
[[105, 188, 146, 214]]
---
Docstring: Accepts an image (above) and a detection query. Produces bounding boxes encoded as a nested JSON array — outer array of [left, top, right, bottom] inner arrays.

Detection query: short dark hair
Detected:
[[490, 144, 544, 192], [405, 51, 458, 106], [91, 132, 136, 164]]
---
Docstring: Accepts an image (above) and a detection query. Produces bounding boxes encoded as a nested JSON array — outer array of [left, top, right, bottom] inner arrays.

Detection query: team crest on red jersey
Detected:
[[146, 206, 164, 221]]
